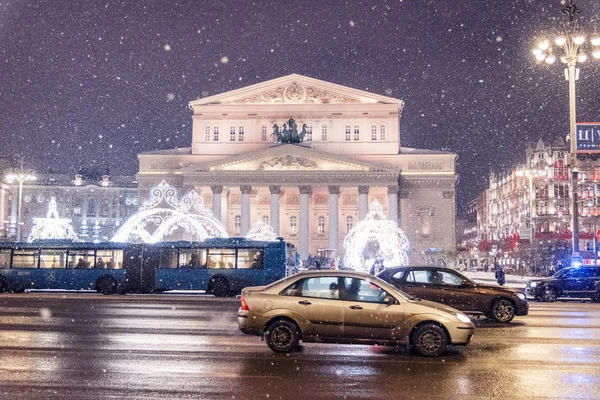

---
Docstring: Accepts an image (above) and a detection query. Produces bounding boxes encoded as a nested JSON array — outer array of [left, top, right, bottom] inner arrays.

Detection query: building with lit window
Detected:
[[137, 74, 458, 262]]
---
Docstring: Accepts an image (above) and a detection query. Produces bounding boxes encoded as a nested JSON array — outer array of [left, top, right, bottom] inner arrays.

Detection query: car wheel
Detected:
[[411, 323, 448, 357], [0, 275, 7, 293], [209, 276, 230, 297], [96, 275, 118, 295], [265, 319, 299, 353], [541, 286, 558, 302], [490, 299, 515, 323]]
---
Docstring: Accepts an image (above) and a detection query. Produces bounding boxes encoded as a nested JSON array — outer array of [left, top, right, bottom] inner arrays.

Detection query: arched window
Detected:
[[262, 215, 269, 225], [317, 216, 325, 234], [73, 197, 82, 216], [306, 123, 312, 141], [230, 126, 236, 141], [213, 125, 219, 141], [346, 216, 354, 233], [238, 125, 244, 141], [234, 215, 241, 234], [380, 124, 386, 140], [321, 124, 327, 141], [290, 216, 298, 234], [345, 125, 351, 141], [205, 125, 211, 141], [261, 124, 268, 141], [371, 125, 377, 140], [353, 124, 360, 141]]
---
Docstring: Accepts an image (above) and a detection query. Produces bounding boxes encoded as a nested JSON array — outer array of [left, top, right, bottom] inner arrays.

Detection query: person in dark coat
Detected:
[[495, 263, 505, 286]]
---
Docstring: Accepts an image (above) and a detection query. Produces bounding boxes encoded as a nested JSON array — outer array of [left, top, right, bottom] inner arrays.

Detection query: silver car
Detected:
[[238, 270, 475, 357]]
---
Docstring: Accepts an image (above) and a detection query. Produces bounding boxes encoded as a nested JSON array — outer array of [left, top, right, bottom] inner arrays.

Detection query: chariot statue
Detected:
[[272, 117, 308, 144]]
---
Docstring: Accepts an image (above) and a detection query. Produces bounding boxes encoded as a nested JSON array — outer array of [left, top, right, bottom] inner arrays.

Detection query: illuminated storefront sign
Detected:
[[577, 123, 600, 152]]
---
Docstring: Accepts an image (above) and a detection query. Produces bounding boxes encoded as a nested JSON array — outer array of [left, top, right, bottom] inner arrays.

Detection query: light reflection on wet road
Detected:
[[0, 294, 599, 399]]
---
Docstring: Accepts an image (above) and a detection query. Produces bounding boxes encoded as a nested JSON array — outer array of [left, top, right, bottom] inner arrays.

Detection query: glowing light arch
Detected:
[[28, 197, 78, 242], [245, 221, 278, 241], [343, 199, 409, 273], [111, 180, 228, 243]]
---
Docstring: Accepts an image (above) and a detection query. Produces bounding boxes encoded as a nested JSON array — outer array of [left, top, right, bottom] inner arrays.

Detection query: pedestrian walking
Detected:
[[495, 263, 505, 286]]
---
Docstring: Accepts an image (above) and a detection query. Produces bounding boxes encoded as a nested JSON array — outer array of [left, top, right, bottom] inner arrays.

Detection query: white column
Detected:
[[388, 185, 399, 226], [240, 185, 252, 235], [8, 186, 18, 238], [269, 185, 281, 235], [328, 186, 340, 252], [211, 185, 223, 222], [358, 185, 369, 220], [299, 185, 311, 260]]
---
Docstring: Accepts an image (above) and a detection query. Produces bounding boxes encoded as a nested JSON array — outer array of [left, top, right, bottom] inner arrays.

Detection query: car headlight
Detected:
[[516, 293, 526, 300], [456, 313, 471, 323], [530, 282, 537, 288]]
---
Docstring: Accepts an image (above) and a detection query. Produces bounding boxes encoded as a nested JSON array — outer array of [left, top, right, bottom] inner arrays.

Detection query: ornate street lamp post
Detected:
[[4, 171, 36, 242], [532, 0, 600, 263]]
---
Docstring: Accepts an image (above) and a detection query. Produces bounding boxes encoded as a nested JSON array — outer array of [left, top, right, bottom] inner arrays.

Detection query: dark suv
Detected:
[[526, 266, 600, 302], [377, 266, 529, 323]]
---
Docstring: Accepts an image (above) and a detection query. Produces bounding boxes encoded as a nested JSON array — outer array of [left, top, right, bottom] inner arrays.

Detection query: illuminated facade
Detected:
[[137, 74, 458, 261]]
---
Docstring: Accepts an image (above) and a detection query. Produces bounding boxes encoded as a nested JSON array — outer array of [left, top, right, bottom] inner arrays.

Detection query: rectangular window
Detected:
[[213, 126, 219, 141], [354, 125, 360, 140], [96, 250, 123, 269], [0, 249, 11, 268], [238, 126, 244, 141], [205, 126, 211, 141], [87, 199, 96, 217], [237, 249, 264, 269], [345, 125, 351, 141], [371, 125, 377, 140], [306, 124, 312, 141], [230, 126, 236, 141], [380, 125, 386, 140], [207, 249, 236, 269], [158, 249, 179, 268], [12, 250, 39, 269], [40, 250, 67, 269], [179, 249, 207, 268], [261, 125, 267, 141], [321, 125, 327, 141], [69, 250, 95, 269]]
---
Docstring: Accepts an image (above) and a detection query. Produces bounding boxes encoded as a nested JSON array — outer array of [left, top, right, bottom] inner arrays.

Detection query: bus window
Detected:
[[179, 249, 207, 268], [159, 249, 179, 268], [40, 250, 67, 269], [12, 250, 39, 269], [237, 249, 264, 269], [68, 250, 94, 269], [0, 250, 11, 268], [96, 250, 123, 269], [207, 249, 235, 269]]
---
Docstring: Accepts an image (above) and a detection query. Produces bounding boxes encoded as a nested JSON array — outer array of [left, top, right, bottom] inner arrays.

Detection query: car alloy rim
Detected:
[[494, 301, 514, 321], [272, 326, 293, 348], [420, 330, 442, 351], [544, 288, 556, 301]]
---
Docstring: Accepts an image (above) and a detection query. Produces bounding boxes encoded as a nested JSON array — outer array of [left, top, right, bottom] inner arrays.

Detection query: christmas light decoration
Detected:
[[245, 221, 278, 241], [343, 199, 409, 273], [27, 197, 78, 242], [111, 180, 228, 243]]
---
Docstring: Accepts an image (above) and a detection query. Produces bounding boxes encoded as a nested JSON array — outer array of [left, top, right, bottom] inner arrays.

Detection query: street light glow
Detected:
[[555, 37, 567, 46], [578, 52, 587, 62], [573, 35, 585, 45], [538, 39, 550, 50], [545, 55, 556, 64]]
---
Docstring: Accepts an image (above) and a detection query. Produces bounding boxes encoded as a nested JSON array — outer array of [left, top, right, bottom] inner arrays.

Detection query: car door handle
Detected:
[[298, 300, 311, 306], [349, 305, 363, 310]]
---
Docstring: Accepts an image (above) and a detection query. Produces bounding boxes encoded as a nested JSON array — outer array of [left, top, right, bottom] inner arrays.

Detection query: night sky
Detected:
[[1, 0, 600, 216]]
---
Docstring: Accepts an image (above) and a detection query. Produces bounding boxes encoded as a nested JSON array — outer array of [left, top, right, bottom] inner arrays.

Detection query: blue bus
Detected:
[[0, 238, 289, 296]]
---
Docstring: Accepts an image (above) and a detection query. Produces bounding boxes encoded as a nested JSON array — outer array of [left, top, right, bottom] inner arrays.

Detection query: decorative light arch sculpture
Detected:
[[245, 221, 278, 241], [343, 199, 409, 273], [28, 197, 78, 242], [111, 180, 228, 243]]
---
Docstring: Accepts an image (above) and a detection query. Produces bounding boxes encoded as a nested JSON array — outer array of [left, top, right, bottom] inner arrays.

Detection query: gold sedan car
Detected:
[[238, 271, 475, 357]]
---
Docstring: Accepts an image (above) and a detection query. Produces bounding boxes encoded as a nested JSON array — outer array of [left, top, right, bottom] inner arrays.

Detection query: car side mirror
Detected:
[[383, 295, 395, 305]]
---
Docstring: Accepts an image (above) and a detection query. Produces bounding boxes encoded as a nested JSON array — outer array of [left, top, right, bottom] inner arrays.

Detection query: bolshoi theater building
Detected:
[[137, 74, 457, 262]]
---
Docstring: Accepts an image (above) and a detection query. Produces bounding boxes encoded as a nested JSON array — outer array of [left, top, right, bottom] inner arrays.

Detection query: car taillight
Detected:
[[240, 296, 250, 311]]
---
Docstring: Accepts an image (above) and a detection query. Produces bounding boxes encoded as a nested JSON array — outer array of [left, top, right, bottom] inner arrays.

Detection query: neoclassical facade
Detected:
[[137, 74, 457, 262]]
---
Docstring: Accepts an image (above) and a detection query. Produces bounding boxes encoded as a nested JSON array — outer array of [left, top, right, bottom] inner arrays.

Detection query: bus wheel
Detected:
[[0, 275, 7, 293], [209, 276, 230, 297], [96, 275, 118, 295]]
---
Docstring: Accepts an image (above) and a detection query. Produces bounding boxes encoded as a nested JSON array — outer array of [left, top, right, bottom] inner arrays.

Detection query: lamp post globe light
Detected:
[[532, 0, 600, 263], [4, 171, 37, 242]]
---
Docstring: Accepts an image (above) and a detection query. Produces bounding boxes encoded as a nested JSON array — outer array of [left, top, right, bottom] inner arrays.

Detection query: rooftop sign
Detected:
[[576, 123, 600, 152]]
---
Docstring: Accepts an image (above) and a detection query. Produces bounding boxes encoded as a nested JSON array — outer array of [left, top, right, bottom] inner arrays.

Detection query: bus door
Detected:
[[122, 245, 155, 293], [155, 248, 209, 291], [263, 243, 287, 283]]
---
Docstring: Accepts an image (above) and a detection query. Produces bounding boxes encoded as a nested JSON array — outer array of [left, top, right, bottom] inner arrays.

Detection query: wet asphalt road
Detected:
[[0, 294, 599, 400]]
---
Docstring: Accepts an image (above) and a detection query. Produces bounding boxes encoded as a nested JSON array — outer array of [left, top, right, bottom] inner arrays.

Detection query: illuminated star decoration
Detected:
[[245, 221, 278, 241], [28, 197, 78, 242], [343, 199, 409, 273], [111, 180, 228, 243]]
